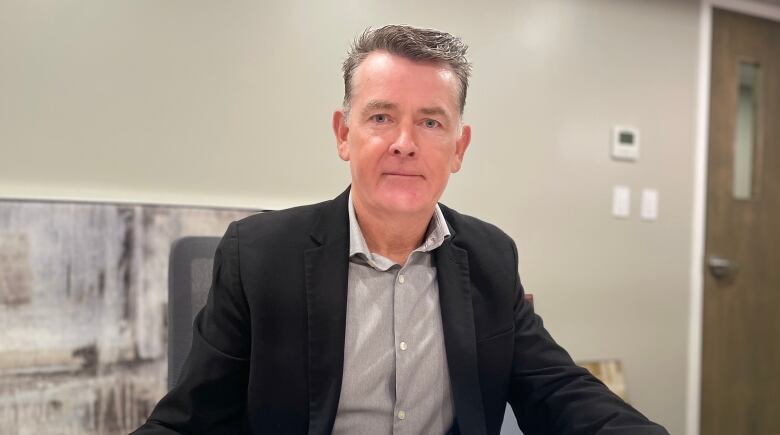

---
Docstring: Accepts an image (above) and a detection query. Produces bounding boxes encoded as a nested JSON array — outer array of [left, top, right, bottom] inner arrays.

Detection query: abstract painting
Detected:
[[0, 200, 257, 434]]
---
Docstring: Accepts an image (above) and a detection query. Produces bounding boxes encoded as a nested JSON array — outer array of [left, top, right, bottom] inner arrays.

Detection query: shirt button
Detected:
[[399, 341, 408, 351], [398, 410, 406, 420], [398, 274, 405, 284]]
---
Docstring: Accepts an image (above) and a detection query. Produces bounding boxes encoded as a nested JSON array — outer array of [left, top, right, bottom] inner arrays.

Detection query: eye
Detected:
[[423, 119, 440, 129], [371, 114, 389, 124]]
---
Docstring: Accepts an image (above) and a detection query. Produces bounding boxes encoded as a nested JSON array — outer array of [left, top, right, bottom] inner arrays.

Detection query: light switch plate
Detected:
[[641, 188, 659, 221], [612, 185, 631, 218]]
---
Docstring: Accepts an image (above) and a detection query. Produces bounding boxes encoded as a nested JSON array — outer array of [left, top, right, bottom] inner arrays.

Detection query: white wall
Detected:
[[0, 1, 701, 433]]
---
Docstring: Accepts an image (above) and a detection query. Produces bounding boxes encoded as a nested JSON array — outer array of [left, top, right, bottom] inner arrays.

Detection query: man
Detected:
[[134, 25, 668, 434]]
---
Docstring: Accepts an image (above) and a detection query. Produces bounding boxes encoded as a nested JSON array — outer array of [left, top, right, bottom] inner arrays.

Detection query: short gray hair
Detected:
[[342, 25, 472, 115]]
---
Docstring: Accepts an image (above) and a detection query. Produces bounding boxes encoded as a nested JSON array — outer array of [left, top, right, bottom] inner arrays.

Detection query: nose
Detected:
[[388, 127, 417, 157]]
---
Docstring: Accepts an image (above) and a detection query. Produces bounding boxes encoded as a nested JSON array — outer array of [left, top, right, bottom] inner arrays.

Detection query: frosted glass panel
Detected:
[[733, 62, 760, 200]]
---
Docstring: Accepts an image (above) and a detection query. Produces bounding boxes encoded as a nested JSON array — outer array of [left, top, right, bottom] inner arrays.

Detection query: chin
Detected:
[[378, 192, 434, 216]]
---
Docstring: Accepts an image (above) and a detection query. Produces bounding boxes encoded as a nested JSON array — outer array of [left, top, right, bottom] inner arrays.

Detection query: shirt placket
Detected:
[[392, 256, 416, 434]]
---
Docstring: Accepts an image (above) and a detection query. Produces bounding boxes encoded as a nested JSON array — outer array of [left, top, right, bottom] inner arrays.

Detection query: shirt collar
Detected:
[[348, 192, 451, 261]]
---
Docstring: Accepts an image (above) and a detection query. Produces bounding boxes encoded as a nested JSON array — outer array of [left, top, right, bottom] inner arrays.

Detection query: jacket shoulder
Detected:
[[439, 203, 515, 250], [233, 199, 328, 244]]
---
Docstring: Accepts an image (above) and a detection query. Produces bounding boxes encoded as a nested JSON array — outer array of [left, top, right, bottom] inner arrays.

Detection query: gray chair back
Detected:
[[167, 236, 221, 390]]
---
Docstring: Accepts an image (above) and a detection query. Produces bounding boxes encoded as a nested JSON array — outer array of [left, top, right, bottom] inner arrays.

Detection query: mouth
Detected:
[[384, 172, 423, 178]]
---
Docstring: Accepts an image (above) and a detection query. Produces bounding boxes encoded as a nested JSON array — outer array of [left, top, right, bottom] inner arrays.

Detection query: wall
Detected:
[[0, 0, 700, 433]]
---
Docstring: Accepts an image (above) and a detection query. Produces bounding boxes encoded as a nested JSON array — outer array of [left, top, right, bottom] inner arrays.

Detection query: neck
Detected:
[[352, 197, 433, 266]]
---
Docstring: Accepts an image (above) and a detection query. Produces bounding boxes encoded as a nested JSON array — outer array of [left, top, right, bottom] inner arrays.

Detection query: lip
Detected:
[[383, 172, 423, 178]]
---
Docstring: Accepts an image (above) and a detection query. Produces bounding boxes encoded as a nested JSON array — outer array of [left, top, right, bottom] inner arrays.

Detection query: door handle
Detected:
[[707, 255, 738, 279]]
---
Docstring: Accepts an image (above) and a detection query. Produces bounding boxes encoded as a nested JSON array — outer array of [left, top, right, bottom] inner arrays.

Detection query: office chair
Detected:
[[167, 236, 221, 390]]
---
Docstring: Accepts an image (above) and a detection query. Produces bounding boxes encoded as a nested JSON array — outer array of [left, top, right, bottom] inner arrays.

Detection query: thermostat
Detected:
[[611, 125, 640, 161]]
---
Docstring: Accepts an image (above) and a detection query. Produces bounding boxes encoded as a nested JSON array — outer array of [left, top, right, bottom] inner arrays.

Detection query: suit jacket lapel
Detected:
[[305, 189, 350, 435], [436, 240, 488, 435]]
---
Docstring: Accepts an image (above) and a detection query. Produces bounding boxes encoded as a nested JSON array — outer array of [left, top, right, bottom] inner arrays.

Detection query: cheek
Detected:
[[349, 142, 384, 173], [356, 137, 391, 163], [430, 146, 459, 171]]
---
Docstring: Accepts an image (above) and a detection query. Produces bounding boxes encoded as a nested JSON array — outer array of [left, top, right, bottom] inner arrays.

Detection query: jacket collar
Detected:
[[308, 187, 351, 246]]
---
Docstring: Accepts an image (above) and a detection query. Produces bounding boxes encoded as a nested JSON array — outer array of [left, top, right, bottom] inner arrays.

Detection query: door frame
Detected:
[[688, 1, 780, 434]]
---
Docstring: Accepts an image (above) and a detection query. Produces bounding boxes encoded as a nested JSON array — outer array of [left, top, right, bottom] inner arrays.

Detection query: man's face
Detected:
[[333, 51, 471, 219]]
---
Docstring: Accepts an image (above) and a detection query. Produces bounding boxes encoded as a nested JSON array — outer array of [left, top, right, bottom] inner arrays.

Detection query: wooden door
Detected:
[[701, 8, 780, 435]]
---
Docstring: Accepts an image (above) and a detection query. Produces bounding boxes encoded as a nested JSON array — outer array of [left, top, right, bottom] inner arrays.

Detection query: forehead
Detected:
[[351, 51, 459, 111]]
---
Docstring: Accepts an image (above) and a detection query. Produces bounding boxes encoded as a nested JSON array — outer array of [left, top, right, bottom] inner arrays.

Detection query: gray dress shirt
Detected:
[[331, 195, 454, 435]]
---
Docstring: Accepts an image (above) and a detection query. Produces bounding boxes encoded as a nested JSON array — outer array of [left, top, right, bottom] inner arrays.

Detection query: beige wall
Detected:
[[0, 0, 700, 433]]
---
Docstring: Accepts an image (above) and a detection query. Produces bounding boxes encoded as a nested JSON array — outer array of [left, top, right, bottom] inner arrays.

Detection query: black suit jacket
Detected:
[[134, 188, 668, 435]]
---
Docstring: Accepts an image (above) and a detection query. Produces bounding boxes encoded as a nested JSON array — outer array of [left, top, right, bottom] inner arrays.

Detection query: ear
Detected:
[[450, 124, 471, 173], [333, 110, 350, 161]]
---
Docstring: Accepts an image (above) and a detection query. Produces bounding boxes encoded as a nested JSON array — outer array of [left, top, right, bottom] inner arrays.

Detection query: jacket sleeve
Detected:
[[506, 240, 669, 435], [131, 222, 251, 435]]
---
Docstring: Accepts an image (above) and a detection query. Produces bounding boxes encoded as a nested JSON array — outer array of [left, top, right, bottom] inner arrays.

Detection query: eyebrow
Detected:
[[419, 106, 448, 118], [361, 100, 397, 117]]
